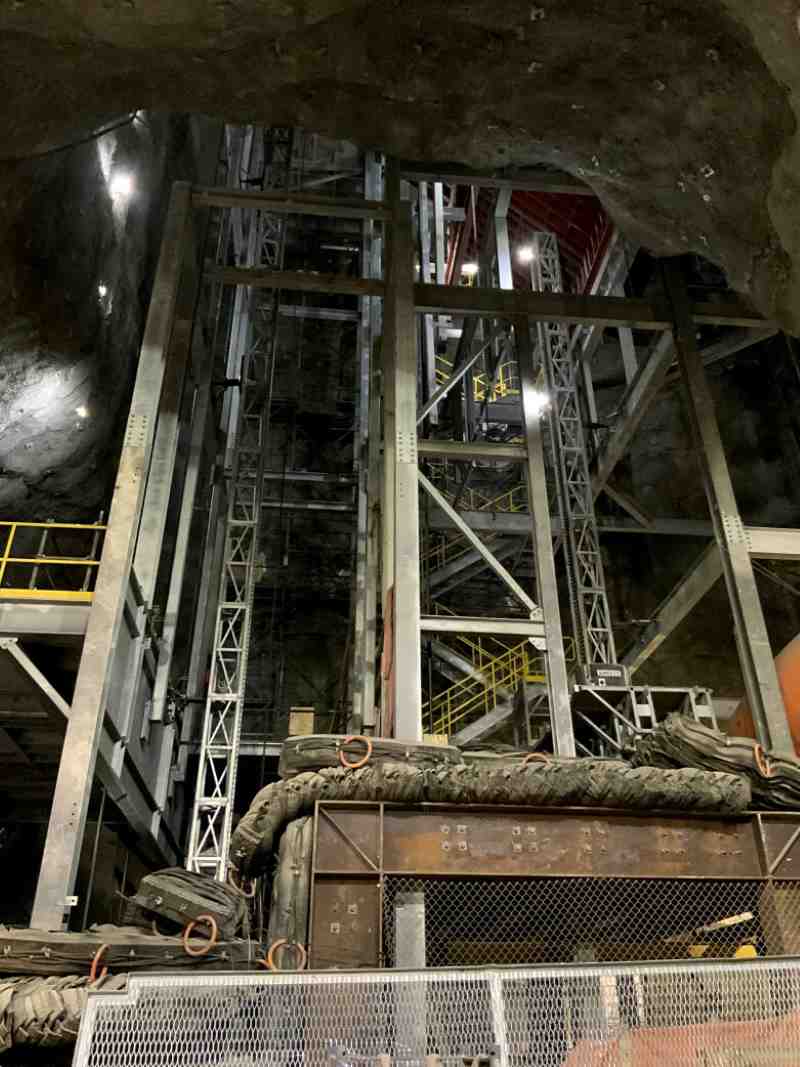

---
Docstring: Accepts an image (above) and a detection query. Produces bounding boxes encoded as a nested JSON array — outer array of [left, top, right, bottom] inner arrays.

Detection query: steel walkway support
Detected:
[[186, 130, 294, 879], [665, 260, 794, 756], [30, 184, 193, 931], [533, 232, 616, 668]]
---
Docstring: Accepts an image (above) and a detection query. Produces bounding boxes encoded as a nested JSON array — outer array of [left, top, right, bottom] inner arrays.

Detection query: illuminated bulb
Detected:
[[517, 246, 535, 264], [76, 405, 89, 419], [461, 262, 479, 277], [97, 283, 108, 298], [109, 171, 134, 201], [528, 389, 550, 415]]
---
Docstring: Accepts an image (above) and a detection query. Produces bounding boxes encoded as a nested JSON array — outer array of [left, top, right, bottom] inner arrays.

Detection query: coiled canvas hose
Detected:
[[230, 758, 751, 878]]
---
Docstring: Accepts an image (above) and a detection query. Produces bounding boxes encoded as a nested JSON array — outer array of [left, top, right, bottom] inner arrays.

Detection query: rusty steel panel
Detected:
[[315, 805, 381, 874], [758, 815, 800, 878], [310, 881, 380, 969], [381, 810, 762, 879]]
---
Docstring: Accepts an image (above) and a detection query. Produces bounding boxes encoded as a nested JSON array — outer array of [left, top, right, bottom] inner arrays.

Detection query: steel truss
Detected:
[[186, 127, 294, 879], [532, 232, 617, 667]]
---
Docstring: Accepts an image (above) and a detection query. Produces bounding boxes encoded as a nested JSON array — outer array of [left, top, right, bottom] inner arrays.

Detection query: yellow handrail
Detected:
[[425, 623, 577, 737], [0, 521, 106, 603]]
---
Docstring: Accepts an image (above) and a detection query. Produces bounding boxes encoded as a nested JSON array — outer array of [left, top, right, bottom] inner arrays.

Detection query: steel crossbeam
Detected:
[[533, 232, 616, 667], [186, 128, 294, 879]]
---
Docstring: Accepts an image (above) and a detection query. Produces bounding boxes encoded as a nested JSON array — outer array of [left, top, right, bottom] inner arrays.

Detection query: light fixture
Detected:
[[528, 389, 550, 415], [517, 246, 536, 264], [461, 262, 479, 277], [97, 283, 108, 298], [109, 171, 134, 202], [76, 405, 89, 419]]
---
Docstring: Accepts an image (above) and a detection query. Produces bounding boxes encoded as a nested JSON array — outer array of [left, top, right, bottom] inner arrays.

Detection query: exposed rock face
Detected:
[[0, 1, 799, 333]]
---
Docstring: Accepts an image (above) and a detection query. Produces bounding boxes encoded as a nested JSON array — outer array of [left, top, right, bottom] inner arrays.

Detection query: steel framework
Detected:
[[186, 128, 294, 878], [532, 232, 617, 667]]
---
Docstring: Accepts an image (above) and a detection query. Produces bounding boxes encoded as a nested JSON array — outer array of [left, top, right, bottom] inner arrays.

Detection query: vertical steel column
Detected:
[[533, 232, 616, 666], [352, 151, 382, 732], [495, 194, 573, 752], [417, 182, 439, 425], [665, 261, 793, 754], [514, 318, 575, 756], [31, 183, 192, 931], [386, 166, 422, 741]]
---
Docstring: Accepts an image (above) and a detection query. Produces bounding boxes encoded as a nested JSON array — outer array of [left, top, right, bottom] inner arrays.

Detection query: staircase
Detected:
[[425, 628, 547, 744]]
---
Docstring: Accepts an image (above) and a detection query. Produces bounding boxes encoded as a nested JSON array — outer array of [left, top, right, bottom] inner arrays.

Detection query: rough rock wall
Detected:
[[0, 114, 210, 518], [0, 2, 797, 332]]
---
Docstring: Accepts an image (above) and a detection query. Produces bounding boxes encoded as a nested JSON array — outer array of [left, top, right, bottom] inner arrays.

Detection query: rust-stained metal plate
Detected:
[[758, 814, 800, 878], [315, 805, 381, 873], [310, 881, 379, 969], [381, 810, 762, 879]]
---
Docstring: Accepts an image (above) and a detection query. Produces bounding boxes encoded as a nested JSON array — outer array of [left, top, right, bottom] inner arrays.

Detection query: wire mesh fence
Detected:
[[382, 876, 800, 967], [75, 960, 800, 1066]]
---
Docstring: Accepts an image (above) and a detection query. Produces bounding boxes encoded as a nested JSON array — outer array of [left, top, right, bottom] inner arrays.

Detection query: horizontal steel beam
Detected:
[[263, 470, 354, 484], [278, 305, 359, 322], [210, 267, 384, 298], [413, 285, 768, 329], [427, 510, 716, 537], [420, 615, 546, 637], [417, 440, 527, 462], [399, 162, 596, 196], [747, 527, 800, 560], [0, 602, 90, 637], [261, 500, 354, 512], [192, 186, 391, 220]]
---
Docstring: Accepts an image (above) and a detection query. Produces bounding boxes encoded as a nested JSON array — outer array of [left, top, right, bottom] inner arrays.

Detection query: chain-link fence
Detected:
[[75, 960, 800, 1066], [383, 876, 800, 967]]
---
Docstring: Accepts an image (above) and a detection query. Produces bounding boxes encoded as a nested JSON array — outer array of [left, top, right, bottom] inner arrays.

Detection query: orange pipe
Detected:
[[730, 633, 800, 754]]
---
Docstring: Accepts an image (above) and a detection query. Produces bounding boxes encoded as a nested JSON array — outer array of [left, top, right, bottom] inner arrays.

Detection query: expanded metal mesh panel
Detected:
[[383, 877, 800, 967], [75, 961, 800, 1066]]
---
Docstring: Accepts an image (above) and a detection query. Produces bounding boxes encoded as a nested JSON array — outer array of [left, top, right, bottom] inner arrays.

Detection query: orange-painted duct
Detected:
[[729, 633, 800, 754]]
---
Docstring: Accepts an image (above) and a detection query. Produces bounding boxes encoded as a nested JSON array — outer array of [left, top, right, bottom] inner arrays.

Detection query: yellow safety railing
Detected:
[[425, 604, 577, 737], [425, 639, 546, 737], [435, 355, 521, 403], [0, 521, 106, 603]]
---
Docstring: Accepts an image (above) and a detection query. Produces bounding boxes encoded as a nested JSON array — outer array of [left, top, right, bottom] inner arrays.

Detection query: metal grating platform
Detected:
[[74, 959, 800, 1066]]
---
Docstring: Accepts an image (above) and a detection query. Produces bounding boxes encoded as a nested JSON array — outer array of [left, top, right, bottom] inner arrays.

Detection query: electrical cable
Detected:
[[13, 112, 139, 162]]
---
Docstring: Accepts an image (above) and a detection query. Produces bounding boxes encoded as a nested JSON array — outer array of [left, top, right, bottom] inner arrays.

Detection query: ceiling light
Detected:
[[109, 171, 134, 201], [518, 246, 536, 264], [76, 405, 89, 419], [528, 389, 550, 415], [461, 262, 479, 276]]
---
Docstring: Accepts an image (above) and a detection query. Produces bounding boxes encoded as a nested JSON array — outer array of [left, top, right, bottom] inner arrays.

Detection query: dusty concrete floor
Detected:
[[0, 1, 798, 331]]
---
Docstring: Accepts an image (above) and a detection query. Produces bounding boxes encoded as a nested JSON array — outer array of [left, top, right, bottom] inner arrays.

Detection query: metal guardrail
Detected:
[[0, 521, 105, 603], [74, 958, 800, 1066]]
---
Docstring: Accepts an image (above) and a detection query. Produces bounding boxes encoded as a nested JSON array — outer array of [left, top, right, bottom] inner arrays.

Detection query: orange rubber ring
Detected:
[[90, 943, 109, 984], [228, 869, 257, 899], [754, 743, 772, 778], [522, 752, 551, 766], [338, 735, 373, 770], [182, 914, 219, 957], [263, 939, 307, 972]]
